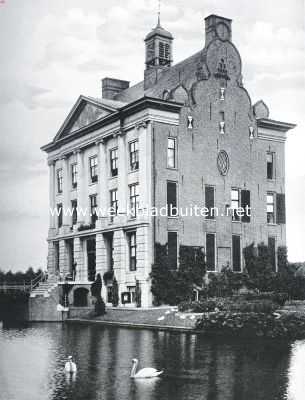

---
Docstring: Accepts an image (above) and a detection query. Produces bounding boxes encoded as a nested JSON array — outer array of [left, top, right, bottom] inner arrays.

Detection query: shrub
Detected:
[[150, 243, 206, 305], [94, 297, 106, 316], [195, 312, 305, 340], [112, 277, 119, 307]]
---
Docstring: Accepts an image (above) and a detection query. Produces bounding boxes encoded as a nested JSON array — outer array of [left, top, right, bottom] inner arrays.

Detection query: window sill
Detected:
[[167, 167, 178, 171], [267, 223, 277, 226], [128, 169, 139, 175], [168, 216, 179, 219], [88, 181, 98, 187]]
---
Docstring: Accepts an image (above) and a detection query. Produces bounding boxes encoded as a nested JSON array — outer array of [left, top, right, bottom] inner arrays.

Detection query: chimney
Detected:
[[204, 15, 232, 47], [102, 77, 130, 100]]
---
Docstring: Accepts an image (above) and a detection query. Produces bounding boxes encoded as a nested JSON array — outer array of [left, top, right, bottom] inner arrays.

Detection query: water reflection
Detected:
[[0, 322, 301, 400]]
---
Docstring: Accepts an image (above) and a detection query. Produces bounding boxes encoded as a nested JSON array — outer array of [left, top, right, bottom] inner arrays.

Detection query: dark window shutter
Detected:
[[168, 232, 177, 270], [206, 234, 215, 271], [268, 237, 276, 270], [205, 186, 215, 219], [167, 182, 177, 216], [232, 235, 241, 272], [241, 190, 251, 223], [276, 193, 286, 224]]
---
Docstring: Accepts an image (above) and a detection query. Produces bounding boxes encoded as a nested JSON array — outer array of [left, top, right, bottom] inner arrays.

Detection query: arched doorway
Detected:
[[73, 287, 89, 307]]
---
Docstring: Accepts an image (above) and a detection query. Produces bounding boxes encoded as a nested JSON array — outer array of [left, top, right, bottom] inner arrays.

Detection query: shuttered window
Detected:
[[206, 233, 216, 272], [267, 153, 274, 180], [205, 186, 215, 219], [276, 193, 286, 224], [167, 181, 177, 217], [232, 235, 241, 272], [168, 232, 178, 270], [241, 190, 251, 223]]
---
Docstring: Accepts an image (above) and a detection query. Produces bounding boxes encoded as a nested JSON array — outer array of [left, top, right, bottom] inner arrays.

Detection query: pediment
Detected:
[[55, 96, 117, 141]]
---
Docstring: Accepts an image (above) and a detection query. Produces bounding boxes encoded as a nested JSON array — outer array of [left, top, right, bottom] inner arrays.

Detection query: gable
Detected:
[[68, 103, 109, 134], [54, 96, 118, 142]]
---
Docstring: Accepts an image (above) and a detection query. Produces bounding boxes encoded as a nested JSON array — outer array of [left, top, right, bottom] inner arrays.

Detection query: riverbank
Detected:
[[67, 307, 201, 332], [66, 301, 305, 339]]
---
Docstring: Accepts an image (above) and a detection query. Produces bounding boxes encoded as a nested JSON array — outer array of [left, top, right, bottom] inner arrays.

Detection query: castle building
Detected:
[[40, 14, 295, 308]]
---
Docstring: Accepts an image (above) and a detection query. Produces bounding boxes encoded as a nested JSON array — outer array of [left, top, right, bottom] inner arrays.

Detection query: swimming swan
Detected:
[[64, 356, 77, 373], [130, 358, 163, 379]]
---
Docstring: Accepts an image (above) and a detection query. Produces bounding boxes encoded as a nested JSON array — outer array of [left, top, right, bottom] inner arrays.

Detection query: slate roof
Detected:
[[114, 50, 205, 103]]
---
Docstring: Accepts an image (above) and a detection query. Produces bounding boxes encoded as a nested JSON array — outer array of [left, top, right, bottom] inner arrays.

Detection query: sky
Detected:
[[0, 0, 304, 271]]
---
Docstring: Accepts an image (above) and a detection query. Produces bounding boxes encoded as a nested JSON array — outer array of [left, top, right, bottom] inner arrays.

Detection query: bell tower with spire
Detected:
[[144, 2, 173, 89]]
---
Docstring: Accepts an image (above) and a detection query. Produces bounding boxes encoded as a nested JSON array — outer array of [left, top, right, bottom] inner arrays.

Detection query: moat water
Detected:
[[0, 322, 304, 400]]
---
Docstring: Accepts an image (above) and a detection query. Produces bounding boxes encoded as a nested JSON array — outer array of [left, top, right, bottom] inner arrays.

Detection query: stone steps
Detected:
[[30, 281, 58, 298]]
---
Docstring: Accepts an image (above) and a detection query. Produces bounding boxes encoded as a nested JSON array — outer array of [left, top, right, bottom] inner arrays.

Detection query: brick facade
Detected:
[[40, 14, 295, 308]]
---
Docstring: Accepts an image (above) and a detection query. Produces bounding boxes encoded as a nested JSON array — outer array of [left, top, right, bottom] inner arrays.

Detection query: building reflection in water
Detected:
[[1, 323, 296, 400], [286, 340, 305, 400]]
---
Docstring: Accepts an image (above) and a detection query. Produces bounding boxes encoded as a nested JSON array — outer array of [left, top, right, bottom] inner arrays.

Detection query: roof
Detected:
[[145, 23, 174, 41], [257, 118, 296, 132], [115, 50, 205, 103], [87, 96, 127, 109]]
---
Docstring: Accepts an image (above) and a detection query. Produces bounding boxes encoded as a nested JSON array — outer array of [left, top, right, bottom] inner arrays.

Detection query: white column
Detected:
[[48, 160, 56, 234], [138, 121, 152, 216], [97, 139, 108, 228], [76, 150, 85, 225], [62, 156, 70, 228], [73, 237, 83, 282], [117, 131, 127, 222], [99, 140, 110, 227]]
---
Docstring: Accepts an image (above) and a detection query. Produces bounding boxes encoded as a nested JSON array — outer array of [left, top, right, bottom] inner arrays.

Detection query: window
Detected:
[[89, 156, 98, 183], [90, 195, 97, 225], [167, 181, 178, 217], [159, 42, 170, 65], [54, 242, 59, 272], [127, 286, 136, 303], [110, 148, 118, 177], [267, 152, 274, 180], [232, 235, 241, 272], [71, 199, 77, 225], [168, 232, 178, 270], [129, 183, 139, 218], [276, 193, 286, 224], [128, 232, 137, 271], [167, 137, 176, 168], [57, 203, 63, 228], [57, 169, 63, 193], [71, 164, 77, 189], [205, 186, 215, 219], [206, 233, 216, 272], [267, 193, 275, 224], [129, 141, 139, 171], [268, 236, 276, 271], [110, 189, 118, 220], [231, 188, 240, 221], [240, 190, 251, 223]]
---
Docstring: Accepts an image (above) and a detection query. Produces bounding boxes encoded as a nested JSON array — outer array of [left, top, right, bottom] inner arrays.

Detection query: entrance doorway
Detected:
[[87, 238, 96, 281]]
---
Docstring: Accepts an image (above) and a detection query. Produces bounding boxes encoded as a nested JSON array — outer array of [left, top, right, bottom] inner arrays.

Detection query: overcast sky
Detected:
[[0, 0, 304, 271]]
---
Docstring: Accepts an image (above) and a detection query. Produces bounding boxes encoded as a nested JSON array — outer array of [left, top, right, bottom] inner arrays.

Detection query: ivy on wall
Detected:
[[150, 243, 206, 306]]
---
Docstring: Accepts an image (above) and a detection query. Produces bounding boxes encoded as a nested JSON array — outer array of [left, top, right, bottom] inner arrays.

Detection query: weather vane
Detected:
[[157, 0, 161, 26]]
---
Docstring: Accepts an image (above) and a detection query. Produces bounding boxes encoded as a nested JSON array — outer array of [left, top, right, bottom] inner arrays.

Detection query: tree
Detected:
[[150, 243, 207, 305]]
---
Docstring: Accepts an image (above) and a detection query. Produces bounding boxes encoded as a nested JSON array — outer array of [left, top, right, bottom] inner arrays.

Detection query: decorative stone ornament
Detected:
[[220, 87, 225, 100], [219, 121, 225, 134], [249, 126, 255, 140], [187, 116, 194, 129], [217, 150, 229, 176]]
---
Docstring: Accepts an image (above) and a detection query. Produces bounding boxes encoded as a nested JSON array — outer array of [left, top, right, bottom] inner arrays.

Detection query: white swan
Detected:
[[130, 358, 163, 379], [64, 356, 77, 373]]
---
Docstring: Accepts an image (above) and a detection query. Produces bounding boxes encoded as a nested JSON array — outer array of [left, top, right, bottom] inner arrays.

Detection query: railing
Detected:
[[0, 271, 46, 293]]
